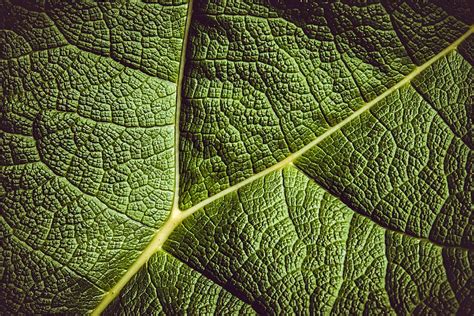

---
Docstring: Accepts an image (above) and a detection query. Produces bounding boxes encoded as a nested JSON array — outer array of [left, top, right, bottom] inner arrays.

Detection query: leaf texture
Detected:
[[0, 0, 472, 314]]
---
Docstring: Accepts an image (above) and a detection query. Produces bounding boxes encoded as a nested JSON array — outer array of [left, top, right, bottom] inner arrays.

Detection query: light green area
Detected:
[[166, 167, 392, 314], [0, 0, 186, 313], [105, 250, 254, 315], [114, 166, 470, 314], [0, 0, 472, 314]]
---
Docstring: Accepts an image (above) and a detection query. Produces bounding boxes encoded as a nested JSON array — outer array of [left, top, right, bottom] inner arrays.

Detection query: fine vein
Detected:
[[91, 24, 473, 315]]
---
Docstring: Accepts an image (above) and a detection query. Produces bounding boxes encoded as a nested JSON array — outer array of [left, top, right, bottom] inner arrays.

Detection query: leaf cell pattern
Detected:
[[0, 0, 472, 314]]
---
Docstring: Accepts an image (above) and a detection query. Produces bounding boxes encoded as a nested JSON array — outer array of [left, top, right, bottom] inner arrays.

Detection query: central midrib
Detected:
[[90, 6, 474, 312], [91, 0, 195, 313]]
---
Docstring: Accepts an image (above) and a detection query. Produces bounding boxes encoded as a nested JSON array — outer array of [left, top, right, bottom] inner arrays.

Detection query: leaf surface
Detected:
[[0, 0, 472, 314]]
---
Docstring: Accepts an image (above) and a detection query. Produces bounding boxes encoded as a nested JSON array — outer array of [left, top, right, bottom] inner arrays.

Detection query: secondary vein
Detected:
[[181, 25, 473, 218]]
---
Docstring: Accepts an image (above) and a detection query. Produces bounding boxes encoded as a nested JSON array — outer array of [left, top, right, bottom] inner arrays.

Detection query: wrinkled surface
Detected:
[[0, 0, 473, 314]]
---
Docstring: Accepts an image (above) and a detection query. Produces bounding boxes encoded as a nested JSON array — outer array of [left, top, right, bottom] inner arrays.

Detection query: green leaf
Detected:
[[0, 0, 472, 314]]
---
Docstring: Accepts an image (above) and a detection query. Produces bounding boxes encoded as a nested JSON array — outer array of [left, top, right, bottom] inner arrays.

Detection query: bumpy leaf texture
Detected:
[[0, 0, 473, 314]]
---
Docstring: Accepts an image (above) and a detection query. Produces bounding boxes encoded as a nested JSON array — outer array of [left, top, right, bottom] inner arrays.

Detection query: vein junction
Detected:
[[91, 24, 474, 315]]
